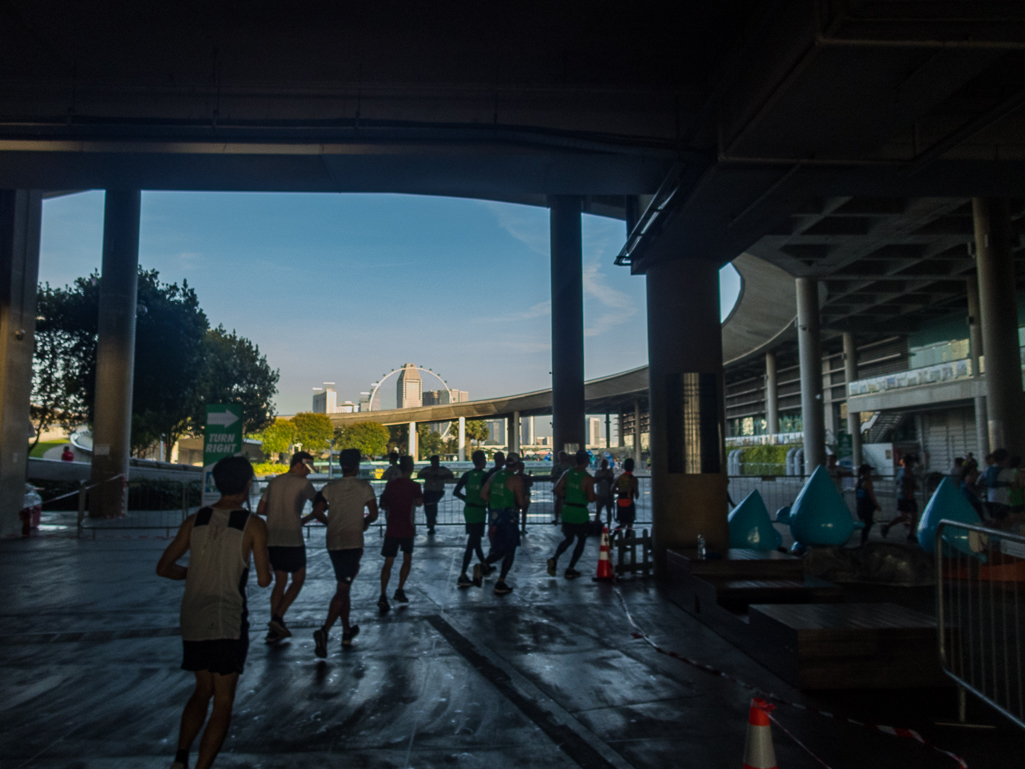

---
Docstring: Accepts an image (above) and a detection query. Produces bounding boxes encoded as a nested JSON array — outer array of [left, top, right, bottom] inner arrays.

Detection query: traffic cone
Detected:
[[742, 698, 777, 769], [594, 526, 615, 581]]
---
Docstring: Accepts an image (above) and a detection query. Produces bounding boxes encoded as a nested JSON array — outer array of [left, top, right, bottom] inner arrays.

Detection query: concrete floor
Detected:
[[2, 523, 1021, 768]]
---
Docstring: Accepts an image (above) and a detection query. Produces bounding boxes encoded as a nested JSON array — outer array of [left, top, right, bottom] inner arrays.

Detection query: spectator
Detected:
[[417, 455, 454, 535]]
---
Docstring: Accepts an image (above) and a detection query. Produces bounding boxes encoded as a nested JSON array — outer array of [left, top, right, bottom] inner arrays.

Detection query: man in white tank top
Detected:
[[158, 456, 271, 769], [256, 451, 316, 643]]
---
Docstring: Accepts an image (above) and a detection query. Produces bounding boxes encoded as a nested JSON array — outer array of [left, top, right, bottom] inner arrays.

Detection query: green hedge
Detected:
[[736, 444, 798, 476]]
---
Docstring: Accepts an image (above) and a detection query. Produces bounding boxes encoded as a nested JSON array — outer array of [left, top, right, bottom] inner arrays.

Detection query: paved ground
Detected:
[[2, 521, 1021, 769]]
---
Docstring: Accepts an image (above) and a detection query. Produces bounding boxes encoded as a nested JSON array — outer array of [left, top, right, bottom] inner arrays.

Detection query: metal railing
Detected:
[[936, 520, 1025, 730], [249, 475, 654, 534], [58, 479, 204, 537]]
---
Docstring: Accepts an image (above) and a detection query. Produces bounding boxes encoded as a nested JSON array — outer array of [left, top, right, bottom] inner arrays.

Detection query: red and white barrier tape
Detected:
[[38, 474, 126, 507], [614, 589, 969, 769]]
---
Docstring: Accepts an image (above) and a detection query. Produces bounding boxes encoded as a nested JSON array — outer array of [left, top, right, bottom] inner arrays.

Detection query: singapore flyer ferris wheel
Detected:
[[366, 364, 452, 412]]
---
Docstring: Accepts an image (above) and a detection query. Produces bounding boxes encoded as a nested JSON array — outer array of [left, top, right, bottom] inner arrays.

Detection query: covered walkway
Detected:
[[1, 527, 1018, 768]]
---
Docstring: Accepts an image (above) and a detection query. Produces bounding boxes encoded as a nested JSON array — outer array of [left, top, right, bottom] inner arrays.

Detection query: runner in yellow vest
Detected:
[[481, 451, 526, 595], [615, 457, 640, 530], [547, 449, 596, 579]]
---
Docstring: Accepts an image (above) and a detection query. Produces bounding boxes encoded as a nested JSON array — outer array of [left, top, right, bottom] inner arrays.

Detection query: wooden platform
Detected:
[[666, 548, 947, 689], [750, 603, 945, 689]]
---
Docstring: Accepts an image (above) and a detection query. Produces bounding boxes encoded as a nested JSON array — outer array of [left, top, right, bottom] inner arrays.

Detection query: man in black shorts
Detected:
[[378, 455, 423, 613], [157, 456, 272, 769], [306, 448, 378, 654], [256, 451, 316, 643]]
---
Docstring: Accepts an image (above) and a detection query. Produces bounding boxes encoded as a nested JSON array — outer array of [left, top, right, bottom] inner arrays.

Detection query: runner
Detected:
[[305, 448, 378, 655], [381, 452, 402, 482], [377, 455, 423, 614], [882, 455, 919, 540], [855, 464, 881, 545], [593, 458, 615, 529], [549, 451, 571, 524], [547, 449, 595, 579], [416, 454, 454, 535], [157, 456, 271, 769], [485, 451, 506, 481], [614, 457, 639, 531], [452, 450, 490, 588], [256, 451, 316, 643], [481, 451, 526, 595]]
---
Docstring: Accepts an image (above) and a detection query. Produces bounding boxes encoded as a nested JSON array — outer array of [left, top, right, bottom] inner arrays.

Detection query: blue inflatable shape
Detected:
[[917, 477, 986, 560], [788, 465, 857, 546], [728, 490, 783, 551], [775, 506, 791, 524]]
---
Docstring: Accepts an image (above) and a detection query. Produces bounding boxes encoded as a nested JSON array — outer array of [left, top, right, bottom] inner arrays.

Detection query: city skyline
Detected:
[[39, 191, 741, 418]]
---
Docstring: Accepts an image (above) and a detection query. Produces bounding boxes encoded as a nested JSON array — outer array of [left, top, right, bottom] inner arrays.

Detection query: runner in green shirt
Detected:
[[481, 451, 526, 595], [452, 450, 491, 588], [547, 449, 596, 579]]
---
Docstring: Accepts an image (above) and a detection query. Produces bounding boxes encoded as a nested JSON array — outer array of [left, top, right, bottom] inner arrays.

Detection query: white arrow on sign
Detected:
[[207, 409, 240, 428]]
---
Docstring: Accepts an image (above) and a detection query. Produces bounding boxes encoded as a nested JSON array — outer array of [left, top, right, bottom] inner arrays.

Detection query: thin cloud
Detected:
[[480, 201, 549, 256]]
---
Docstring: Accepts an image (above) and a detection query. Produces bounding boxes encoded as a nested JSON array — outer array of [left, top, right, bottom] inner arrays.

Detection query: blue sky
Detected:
[[39, 192, 740, 426]]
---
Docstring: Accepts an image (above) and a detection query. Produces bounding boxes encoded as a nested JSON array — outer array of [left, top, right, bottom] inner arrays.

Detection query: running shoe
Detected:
[[378, 596, 390, 615], [394, 588, 409, 603], [493, 581, 513, 595], [546, 558, 557, 577], [313, 628, 328, 659], [472, 563, 483, 587], [265, 628, 280, 645], [342, 625, 360, 648], [269, 616, 291, 638], [565, 568, 581, 579], [457, 573, 474, 589]]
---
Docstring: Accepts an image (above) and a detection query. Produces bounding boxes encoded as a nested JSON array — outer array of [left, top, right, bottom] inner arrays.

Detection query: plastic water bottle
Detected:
[[696, 534, 706, 560]]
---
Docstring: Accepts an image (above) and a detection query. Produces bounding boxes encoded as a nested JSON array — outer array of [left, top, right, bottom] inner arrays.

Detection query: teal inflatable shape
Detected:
[[788, 465, 856, 546], [728, 490, 783, 551], [917, 477, 986, 560], [775, 506, 791, 524]]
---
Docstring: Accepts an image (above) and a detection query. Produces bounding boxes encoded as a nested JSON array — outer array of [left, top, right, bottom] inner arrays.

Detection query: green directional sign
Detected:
[[203, 404, 244, 504]]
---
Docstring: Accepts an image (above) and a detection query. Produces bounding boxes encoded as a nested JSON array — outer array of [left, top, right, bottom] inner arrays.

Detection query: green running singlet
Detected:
[[462, 469, 487, 524], [562, 468, 591, 524], [489, 470, 516, 510]]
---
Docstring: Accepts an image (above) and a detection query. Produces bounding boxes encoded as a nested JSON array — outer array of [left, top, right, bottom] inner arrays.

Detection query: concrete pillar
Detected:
[[509, 411, 520, 454], [966, 274, 989, 457], [633, 399, 642, 466], [974, 198, 1025, 458], [549, 195, 585, 454], [796, 277, 826, 473], [617, 412, 624, 448], [645, 257, 728, 575], [0, 190, 42, 536], [408, 421, 417, 459], [765, 351, 779, 434], [605, 412, 611, 451], [458, 416, 466, 461], [90, 191, 141, 518], [843, 331, 863, 467]]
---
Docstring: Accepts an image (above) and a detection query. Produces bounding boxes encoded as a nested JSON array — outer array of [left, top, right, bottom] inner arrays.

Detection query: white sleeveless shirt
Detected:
[[180, 507, 251, 642]]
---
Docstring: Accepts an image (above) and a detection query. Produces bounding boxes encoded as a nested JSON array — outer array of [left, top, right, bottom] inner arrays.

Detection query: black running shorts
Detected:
[[182, 637, 249, 676], [328, 548, 363, 583], [561, 522, 591, 539], [465, 521, 486, 537], [381, 536, 414, 558], [267, 545, 306, 574]]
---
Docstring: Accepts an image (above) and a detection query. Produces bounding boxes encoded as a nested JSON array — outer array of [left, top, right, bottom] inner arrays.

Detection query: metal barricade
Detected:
[[76, 478, 203, 537], [936, 520, 1025, 730]]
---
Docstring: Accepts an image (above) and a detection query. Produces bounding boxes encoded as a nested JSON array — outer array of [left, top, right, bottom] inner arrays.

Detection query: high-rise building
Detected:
[[485, 418, 506, 446], [588, 417, 604, 448], [396, 363, 422, 409], [312, 383, 338, 414], [521, 415, 535, 446], [358, 392, 371, 411], [423, 389, 470, 406]]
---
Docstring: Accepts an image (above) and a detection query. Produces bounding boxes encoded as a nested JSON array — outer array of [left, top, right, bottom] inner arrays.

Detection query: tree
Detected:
[[388, 424, 408, 454], [335, 421, 390, 458], [464, 419, 489, 448], [291, 412, 333, 456], [191, 326, 279, 436], [253, 418, 297, 462], [30, 284, 89, 448], [416, 423, 444, 459], [32, 269, 209, 455]]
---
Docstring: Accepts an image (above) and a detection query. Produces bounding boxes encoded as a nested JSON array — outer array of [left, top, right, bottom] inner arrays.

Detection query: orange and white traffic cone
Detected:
[[742, 698, 777, 769], [594, 526, 615, 581]]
